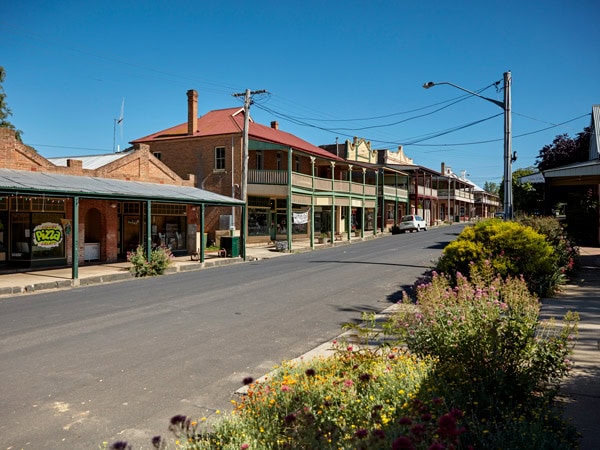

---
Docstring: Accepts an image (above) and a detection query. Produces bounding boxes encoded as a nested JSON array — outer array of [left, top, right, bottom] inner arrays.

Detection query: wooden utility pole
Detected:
[[232, 89, 267, 231]]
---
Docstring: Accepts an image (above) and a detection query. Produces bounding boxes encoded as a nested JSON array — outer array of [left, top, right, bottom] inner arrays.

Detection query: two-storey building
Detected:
[[437, 163, 476, 222], [132, 90, 381, 250], [321, 138, 410, 231]]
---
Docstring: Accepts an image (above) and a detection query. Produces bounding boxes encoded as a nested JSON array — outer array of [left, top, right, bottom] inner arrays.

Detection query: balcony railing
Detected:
[[248, 170, 376, 196], [408, 185, 438, 197], [475, 196, 500, 206], [248, 169, 288, 185], [437, 189, 475, 201], [383, 185, 409, 199]]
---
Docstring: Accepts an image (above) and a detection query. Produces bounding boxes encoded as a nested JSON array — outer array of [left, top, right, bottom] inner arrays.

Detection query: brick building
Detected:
[[0, 128, 243, 275], [132, 90, 382, 249]]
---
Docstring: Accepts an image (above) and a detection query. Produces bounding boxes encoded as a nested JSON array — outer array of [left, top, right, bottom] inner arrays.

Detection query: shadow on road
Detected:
[[309, 260, 432, 269]]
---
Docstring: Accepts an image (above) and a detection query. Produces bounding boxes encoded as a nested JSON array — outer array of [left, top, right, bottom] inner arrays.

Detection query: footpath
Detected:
[[0, 239, 598, 448], [540, 246, 600, 450], [0, 241, 317, 297]]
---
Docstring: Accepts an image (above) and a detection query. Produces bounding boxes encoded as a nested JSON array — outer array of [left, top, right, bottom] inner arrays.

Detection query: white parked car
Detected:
[[398, 215, 428, 233]]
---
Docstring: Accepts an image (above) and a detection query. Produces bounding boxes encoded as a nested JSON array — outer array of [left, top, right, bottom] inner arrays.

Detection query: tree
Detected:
[[513, 167, 544, 214], [535, 127, 590, 171], [499, 167, 544, 215], [483, 181, 499, 195], [0, 66, 22, 141]]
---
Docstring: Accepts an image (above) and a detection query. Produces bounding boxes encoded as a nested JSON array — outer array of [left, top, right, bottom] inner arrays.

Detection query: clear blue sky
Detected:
[[2, 0, 598, 186]]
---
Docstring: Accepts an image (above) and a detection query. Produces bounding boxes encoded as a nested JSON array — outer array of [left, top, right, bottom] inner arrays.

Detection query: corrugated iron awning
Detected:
[[0, 168, 244, 206]]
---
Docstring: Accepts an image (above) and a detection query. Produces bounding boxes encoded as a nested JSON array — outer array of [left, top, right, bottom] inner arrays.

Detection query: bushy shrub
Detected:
[[127, 245, 172, 277], [517, 215, 579, 276], [394, 269, 579, 448], [138, 348, 471, 450], [436, 219, 561, 296]]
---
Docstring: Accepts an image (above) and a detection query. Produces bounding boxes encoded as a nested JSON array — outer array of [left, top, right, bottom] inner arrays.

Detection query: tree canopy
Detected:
[[0, 66, 22, 141], [535, 127, 590, 171], [483, 181, 499, 195]]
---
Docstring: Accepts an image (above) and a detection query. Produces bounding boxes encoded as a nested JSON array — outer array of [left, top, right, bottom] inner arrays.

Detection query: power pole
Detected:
[[232, 89, 267, 228], [502, 71, 513, 220]]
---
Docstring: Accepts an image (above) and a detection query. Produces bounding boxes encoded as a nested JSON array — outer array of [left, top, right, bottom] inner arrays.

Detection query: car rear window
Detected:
[[401, 215, 414, 221]]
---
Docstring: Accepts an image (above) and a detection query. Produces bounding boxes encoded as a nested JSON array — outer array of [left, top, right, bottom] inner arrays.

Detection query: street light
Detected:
[[423, 72, 513, 220]]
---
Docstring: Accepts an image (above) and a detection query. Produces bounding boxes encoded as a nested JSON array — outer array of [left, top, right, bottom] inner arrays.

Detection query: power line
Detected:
[[265, 84, 498, 123], [409, 113, 590, 147], [26, 143, 113, 153]]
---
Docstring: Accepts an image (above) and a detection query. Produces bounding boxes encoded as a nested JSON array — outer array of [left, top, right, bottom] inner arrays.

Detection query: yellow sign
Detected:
[[33, 222, 63, 248]]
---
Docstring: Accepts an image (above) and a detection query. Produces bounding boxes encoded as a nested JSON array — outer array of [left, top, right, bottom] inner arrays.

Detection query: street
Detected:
[[0, 226, 462, 449]]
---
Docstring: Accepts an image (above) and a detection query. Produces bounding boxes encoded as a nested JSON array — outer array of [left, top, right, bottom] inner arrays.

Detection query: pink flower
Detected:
[[344, 379, 354, 387]]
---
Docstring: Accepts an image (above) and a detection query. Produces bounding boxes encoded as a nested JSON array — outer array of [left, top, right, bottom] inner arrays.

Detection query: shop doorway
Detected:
[[84, 208, 101, 261], [123, 216, 141, 254]]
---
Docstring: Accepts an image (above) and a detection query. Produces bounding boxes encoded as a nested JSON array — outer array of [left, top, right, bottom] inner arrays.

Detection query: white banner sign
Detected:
[[293, 211, 309, 224]]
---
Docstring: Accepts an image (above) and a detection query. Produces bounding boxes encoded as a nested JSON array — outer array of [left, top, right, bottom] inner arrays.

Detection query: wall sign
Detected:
[[33, 222, 63, 248], [61, 218, 72, 236]]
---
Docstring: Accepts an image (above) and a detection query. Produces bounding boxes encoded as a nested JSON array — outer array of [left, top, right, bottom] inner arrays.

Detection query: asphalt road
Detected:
[[0, 225, 463, 449]]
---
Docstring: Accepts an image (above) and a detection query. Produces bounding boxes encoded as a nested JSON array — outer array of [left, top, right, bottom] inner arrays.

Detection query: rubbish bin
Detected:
[[220, 236, 240, 257]]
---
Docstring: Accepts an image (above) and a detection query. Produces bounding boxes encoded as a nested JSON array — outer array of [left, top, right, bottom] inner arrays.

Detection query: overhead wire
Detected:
[[7, 23, 589, 154]]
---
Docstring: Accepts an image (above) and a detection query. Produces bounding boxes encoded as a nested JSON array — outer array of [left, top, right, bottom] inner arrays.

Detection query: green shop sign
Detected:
[[33, 222, 63, 248]]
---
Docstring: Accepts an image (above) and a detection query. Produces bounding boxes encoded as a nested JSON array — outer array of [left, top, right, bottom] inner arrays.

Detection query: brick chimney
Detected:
[[270, 121, 279, 130], [67, 159, 83, 172], [187, 90, 198, 135]]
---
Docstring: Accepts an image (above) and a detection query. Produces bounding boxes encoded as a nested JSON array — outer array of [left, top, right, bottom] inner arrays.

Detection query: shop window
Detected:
[[152, 203, 186, 215], [248, 209, 269, 236], [291, 208, 308, 235], [10, 212, 65, 261], [31, 213, 65, 259], [150, 215, 187, 251], [123, 202, 141, 214], [0, 212, 7, 263], [11, 213, 30, 259], [248, 196, 271, 208]]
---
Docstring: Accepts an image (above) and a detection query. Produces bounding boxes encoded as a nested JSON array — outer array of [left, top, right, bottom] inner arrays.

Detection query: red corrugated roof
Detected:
[[132, 108, 345, 162]]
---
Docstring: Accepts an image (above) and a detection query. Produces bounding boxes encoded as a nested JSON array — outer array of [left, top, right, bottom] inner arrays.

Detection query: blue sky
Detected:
[[2, 0, 598, 186]]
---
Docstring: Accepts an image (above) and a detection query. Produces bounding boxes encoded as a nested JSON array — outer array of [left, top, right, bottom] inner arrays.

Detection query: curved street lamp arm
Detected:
[[422, 81, 504, 110]]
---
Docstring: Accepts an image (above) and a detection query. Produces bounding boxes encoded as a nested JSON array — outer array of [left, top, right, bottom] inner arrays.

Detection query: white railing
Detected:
[[437, 189, 475, 201], [409, 185, 438, 197], [383, 185, 409, 199]]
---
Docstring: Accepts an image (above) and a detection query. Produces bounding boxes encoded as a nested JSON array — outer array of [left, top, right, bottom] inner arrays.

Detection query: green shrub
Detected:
[[436, 219, 561, 296], [147, 348, 465, 450], [127, 245, 172, 277], [517, 215, 579, 276], [394, 270, 579, 448]]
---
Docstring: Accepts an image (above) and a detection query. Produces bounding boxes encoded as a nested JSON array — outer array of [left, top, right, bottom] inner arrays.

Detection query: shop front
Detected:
[[247, 196, 310, 244], [118, 202, 190, 257], [0, 196, 68, 269]]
